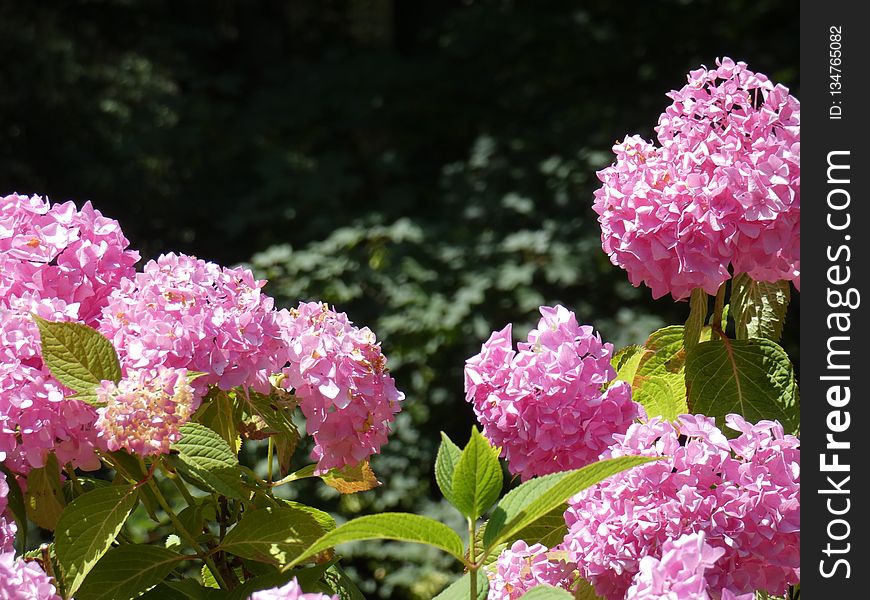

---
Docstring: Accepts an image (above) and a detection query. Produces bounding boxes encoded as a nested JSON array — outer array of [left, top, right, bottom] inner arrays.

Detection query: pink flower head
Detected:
[[593, 58, 800, 299], [0, 297, 102, 473], [279, 302, 404, 475], [464, 305, 642, 480], [0, 551, 61, 600], [563, 414, 800, 600], [0, 472, 15, 553], [248, 577, 338, 600], [487, 541, 575, 599], [99, 253, 287, 394], [0, 194, 139, 323], [95, 367, 199, 456], [625, 532, 727, 600]]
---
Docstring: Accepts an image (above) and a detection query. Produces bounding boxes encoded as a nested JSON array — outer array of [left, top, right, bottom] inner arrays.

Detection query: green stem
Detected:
[[267, 437, 274, 484], [711, 282, 727, 339], [65, 464, 85, 497], [468, 518, 477, 600], [684, 288, 708, 351], [144, 477, 229, 590]]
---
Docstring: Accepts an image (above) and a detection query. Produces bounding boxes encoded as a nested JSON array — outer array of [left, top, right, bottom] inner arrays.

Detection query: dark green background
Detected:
[[0, 1, 799, 597]]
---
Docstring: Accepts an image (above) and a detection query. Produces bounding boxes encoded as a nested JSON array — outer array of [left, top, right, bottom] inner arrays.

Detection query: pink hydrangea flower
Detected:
[[625, 532, 735, 600], [0, 193, 139, 324], [95, 367, 198, 456], [563, 414, 800, 600], [0, 551, 61, 600], [0, 472, 15, 553], [248, 577, 338, 600], [279, 302, 403, 474], [464, 305, 641, 480], [0, 296, 102, 473], [593, 58, 800, 300], [99, 253, 287, 394], [487, 541, 575, 599]]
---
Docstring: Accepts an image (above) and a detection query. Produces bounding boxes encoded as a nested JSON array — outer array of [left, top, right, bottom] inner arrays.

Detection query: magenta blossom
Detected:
[[593, 58, 799, 299], [0, 193, 139, 324], [487, 541, 575, 599], [465, 305, 641, 480], [279, 302, 403, 474], [248, 577, 338, 600], [563, 414, 800, 600], [100, 253, 287, 395]]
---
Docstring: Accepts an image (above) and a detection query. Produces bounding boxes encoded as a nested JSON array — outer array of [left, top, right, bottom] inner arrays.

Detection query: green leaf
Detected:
[[220, 506, 328, 565], [75, 545, 184, 600], [634, 326, 687, 383], [435, 432, 462, 506], [25, 453, 66, 530], [288, 512, 466, 567], [451, 427, 503, 520], [62, 476, 111, 503], [684, 289, 708, 351], [433, 570, 488, 600], [483, 456, 657, 551], [610, 345, 644, 386], [520, 585, 574, 599], [55, 484, 139, 597], [33, 316, 121, 393], [508, 503, 568, 549], [686, 337, 799, 435], [272, 498, 337, 532], [226, 563, 334, 600], [631, 375, 687, 422], [1, 463, 28, 545], [163, 579, 225, 599], [195, 391, 241, 455], [731, 274, 791, 342], [318, 564, 367, 600], [170, 422, 245, 499], [137, 584, 191, 600]]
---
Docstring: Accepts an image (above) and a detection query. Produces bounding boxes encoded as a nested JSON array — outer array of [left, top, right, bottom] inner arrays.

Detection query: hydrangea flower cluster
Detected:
[[95, 367, 198, 456], [487, 541, 574, 599], [279, 302, 404, 474], [625, 532, 756, 600], [248, 577, 339, 600], [563, 414, 800, 600], [0, 552, 62, 600], [0, 193, 139, 324], [464, 305, 641, 479], [99, 253, 287, 395], [0, 296, 102, 472], [1, 472, 60, 600], [593, 58, 800, 299]]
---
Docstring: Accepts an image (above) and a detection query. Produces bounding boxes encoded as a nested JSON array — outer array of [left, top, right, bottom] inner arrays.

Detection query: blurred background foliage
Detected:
[[1, 1, 797, 597]]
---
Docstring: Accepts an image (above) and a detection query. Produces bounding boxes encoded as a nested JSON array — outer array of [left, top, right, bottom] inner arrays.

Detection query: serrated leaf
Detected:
[[195, 391, 241, 455], [201, 565, 220, 589], [686, 338, 799, 435], [321, 460, 380, 494], [435, 432, 462, 506], [170, 423, 245, 499], [1, 464, 28, 545], [75, 545, 184, 600], [452, 427, 503, 520], [508, 503, 568, 549], [220, 506, 328, 565], [632, 326, 688, 410], [731, 274, 791, 342], [433, 570, 488, 600], [288, 513, 466, 567], [34, 316, 121, 393], [273, 499, 336, 532], [684, 288, 708, 351], [62, 476, 111, 503], [25, 453, 66, 530], [483, 456, 657, 551], [55, 484, 139, 597], [318, 564, 367, 600], [610, 345, 644, 386], [520, 585, 574, 599], [631, 375, 687, 422]]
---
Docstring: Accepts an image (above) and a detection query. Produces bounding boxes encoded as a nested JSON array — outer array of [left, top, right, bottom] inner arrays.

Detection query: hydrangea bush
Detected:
[[0, 57, 798, 600]]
